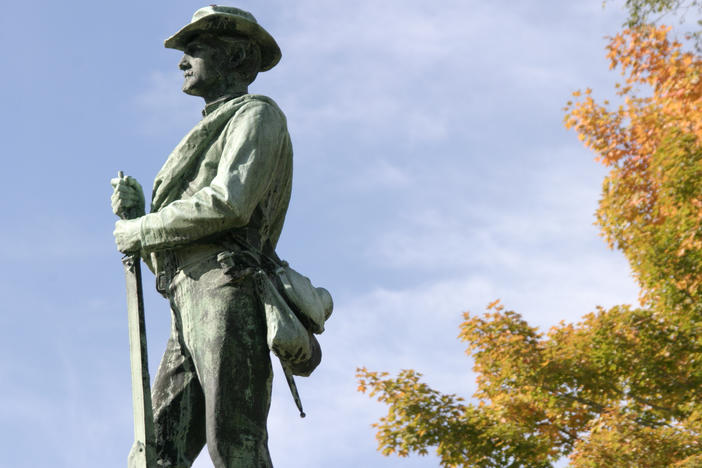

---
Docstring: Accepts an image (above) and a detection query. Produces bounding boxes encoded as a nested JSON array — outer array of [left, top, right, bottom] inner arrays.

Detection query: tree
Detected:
[[611, 0, 702, 47], [357, 25, 701, 468], [564, 25, 701, 317], [616, 0, 701, 26]]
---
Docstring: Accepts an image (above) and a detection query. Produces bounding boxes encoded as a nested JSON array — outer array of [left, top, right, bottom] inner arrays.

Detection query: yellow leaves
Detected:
[[565, 24, 702, 316], [486, 298, 502, 310], [564, 117, 577, 129], [569, 405, 701, 468], [566, 25, 701, 175]]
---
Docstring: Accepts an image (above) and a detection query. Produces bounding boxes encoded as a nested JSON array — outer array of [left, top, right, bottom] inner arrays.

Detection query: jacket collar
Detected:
[[202, 93, 244, 116]]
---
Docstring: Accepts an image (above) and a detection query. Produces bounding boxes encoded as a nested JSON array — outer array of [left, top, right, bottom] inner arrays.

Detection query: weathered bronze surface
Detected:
[[111, 6, 331, 468]]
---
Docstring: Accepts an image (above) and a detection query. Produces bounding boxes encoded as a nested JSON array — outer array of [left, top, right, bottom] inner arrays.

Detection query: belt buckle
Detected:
[[156, 272, 170, 294], [217, 251, 237, 275]]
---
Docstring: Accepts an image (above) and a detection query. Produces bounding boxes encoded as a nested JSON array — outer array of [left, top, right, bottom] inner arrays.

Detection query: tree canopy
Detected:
[[357, 25, 701, 468]]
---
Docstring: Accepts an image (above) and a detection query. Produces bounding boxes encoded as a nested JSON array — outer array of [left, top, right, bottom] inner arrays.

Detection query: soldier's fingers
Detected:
[[124, 176, 143, 190], [116, 184, 134, 194], [112, 202, 125, 216], [113, 200, 137, 212], [112, 195, 130, 206], [112, 192, 137, 207], [116, 185, 140, 198], [116, 196, 139, 207], [113, 191, 135, 205], [112, 197, 127, 210], [111, 176, 134, 189]]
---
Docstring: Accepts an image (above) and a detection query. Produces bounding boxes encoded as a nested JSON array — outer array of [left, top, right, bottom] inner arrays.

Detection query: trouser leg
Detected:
[[175, 268, 273, 468], [151, 308, 206, 467]]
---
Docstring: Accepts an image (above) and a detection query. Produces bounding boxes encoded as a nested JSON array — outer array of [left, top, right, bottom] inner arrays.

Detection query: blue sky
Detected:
[[0, 1, 642, 467]]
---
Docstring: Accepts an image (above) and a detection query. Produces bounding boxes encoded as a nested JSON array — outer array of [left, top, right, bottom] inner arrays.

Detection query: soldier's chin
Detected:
[[182, 83, 202, 96]]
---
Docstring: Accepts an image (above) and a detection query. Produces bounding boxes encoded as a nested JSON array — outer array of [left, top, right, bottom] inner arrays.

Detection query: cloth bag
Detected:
[[274, 265, 333, 334], [254, 270, 312, 364]]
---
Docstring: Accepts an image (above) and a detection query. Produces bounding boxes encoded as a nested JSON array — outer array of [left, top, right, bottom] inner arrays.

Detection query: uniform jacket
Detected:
[[136, 94, 293, 275]]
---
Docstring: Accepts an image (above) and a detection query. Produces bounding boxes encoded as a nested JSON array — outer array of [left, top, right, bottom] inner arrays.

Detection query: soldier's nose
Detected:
[[179, 56, 190, 70]]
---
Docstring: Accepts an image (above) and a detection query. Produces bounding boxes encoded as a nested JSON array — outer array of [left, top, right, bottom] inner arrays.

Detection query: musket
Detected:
[[117, 171, 157, 468]]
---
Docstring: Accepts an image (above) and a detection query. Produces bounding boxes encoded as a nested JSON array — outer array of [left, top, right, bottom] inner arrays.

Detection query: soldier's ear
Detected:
[[227, 41, 248, 69]]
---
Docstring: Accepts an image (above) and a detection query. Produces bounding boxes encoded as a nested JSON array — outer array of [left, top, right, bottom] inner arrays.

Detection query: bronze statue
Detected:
[[111, 6, 329, 468]]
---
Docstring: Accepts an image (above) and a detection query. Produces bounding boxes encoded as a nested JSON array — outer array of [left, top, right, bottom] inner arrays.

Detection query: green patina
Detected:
[[111, 6, 331, 468]]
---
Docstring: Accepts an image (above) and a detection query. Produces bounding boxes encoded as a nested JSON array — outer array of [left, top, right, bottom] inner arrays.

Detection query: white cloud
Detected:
[[4, 2, 643, 467], [344, 159, 413, 191]]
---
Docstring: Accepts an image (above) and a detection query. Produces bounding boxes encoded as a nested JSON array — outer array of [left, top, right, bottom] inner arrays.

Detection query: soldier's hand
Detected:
[[111, 174, 145, 219], [114, 219, 142, 254]]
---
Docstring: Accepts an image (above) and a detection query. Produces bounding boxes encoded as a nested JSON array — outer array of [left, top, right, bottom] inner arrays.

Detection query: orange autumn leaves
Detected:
[[565, 26, 701, 167], [357, 26, 701, 468], [565, 25, 701, 310]]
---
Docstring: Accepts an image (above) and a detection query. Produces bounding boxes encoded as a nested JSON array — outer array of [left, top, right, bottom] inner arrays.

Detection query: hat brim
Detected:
[[164, 15, 281, 71]]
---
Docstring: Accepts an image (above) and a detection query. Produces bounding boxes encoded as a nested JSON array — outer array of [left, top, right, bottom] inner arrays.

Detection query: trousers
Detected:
[[151, 255, 273, 468]]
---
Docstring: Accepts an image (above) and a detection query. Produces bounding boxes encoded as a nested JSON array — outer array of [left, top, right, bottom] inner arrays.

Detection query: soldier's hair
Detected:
[[201, 33, 262, 86]]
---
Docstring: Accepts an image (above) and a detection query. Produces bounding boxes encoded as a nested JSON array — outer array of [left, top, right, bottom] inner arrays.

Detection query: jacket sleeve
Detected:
[[137, 101, 287, 252]]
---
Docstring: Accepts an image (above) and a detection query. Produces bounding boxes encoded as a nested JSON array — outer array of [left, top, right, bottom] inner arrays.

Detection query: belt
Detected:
[[156, 243, 261, 294]]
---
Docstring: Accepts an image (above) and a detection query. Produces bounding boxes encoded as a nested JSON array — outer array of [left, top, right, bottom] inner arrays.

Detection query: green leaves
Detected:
[[357, 301, 701, 466]]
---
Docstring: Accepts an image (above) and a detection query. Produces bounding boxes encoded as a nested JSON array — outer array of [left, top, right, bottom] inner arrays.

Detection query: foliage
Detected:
[[564, 25, 702, 315], [615, 0, 701, 27], [358, 301, 701, 467], [609, 0, 702, 47], [357, 26, 701, 467]]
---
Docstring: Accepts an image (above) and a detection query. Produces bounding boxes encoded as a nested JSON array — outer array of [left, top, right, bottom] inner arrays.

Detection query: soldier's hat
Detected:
[[164, 5, 281, 71]]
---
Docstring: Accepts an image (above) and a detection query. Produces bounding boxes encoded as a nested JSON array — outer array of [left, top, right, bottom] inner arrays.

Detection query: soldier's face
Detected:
[[179, 37, 220, 96]]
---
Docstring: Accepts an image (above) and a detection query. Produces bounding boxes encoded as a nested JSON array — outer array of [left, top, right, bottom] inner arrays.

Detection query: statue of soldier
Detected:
[[111, 6, 301, 467]]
